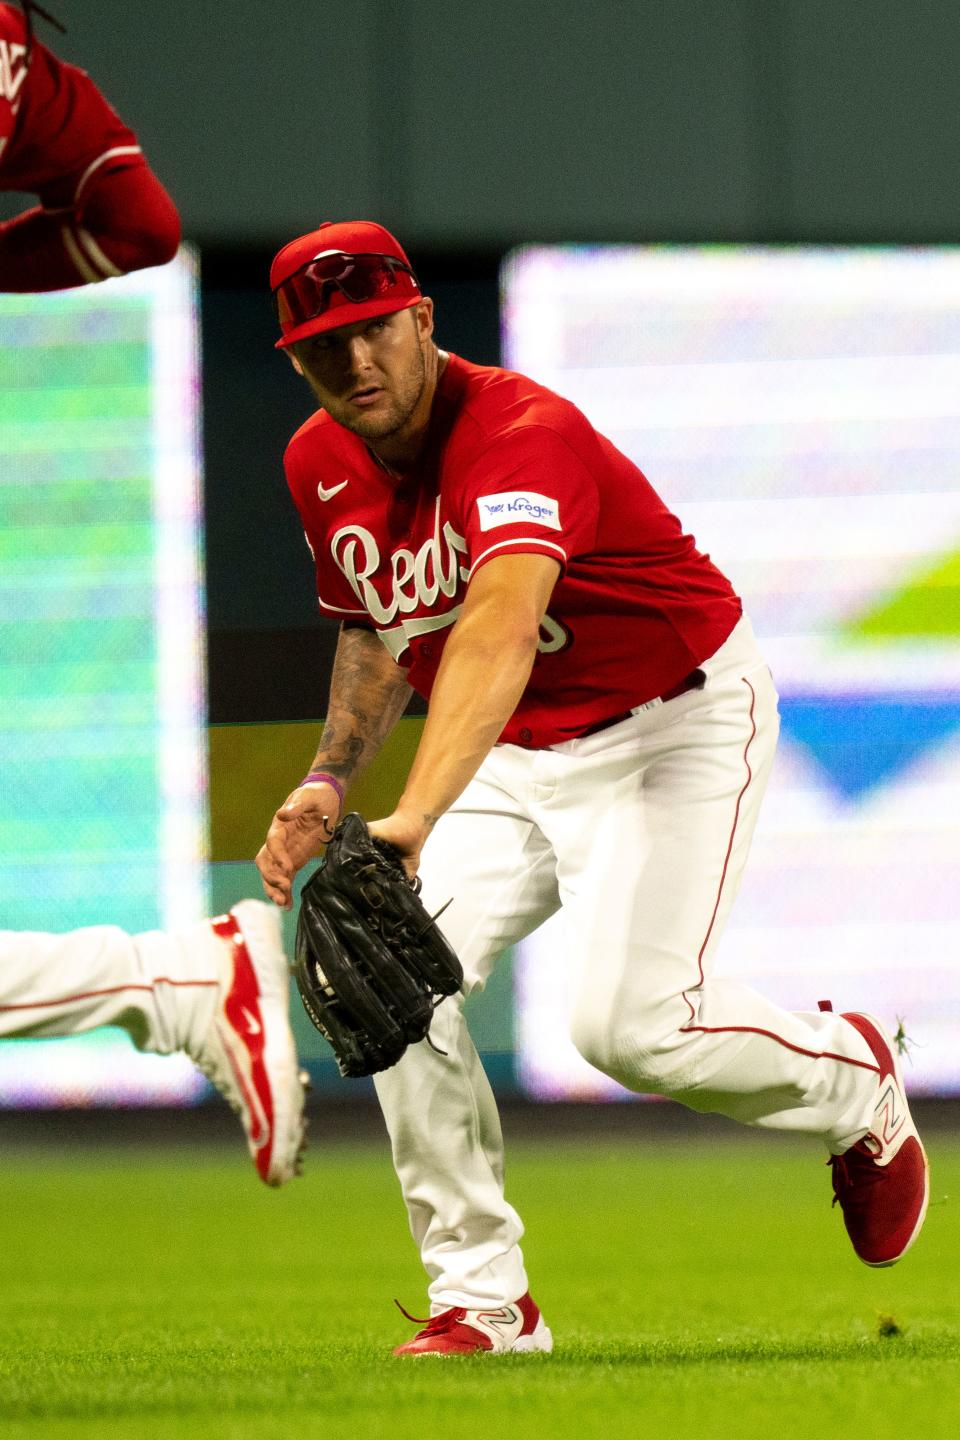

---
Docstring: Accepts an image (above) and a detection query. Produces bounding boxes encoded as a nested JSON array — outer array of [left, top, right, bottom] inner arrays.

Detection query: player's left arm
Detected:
[[368, 551, 560, 874]]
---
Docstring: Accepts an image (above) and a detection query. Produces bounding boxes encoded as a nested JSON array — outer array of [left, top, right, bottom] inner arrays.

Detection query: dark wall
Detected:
[[6, 1, 960, 244]]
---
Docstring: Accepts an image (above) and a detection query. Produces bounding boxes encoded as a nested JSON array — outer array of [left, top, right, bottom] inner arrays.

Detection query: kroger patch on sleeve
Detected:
[[476, 492, 561, 532]]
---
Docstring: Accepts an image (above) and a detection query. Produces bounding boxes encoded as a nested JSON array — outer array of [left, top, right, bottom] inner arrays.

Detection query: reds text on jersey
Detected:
[[284, 353, 742, 749]]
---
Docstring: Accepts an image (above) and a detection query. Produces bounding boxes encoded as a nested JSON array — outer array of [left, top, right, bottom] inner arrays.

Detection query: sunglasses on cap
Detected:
[[273, 251, 421, 332]]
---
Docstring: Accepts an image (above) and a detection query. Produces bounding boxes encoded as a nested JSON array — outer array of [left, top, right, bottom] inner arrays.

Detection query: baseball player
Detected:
[[0, 2, 180, 290], [0, 902, 307, 1186], [256, 220, 929, 1355]]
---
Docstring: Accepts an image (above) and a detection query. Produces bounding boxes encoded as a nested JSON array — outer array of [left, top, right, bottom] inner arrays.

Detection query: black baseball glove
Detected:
[[293, 812, 463, 1077]]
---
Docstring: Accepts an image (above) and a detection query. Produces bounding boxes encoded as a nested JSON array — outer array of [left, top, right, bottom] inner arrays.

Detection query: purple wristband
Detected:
[[298, 771, 346, 804]]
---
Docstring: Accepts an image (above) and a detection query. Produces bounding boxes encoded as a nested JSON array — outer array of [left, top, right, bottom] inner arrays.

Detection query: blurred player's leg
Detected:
[[0, 900, 306, 1185]]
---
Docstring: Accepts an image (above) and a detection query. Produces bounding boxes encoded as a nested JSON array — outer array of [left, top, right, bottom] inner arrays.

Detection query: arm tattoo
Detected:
[[309, 626, 412, 789]]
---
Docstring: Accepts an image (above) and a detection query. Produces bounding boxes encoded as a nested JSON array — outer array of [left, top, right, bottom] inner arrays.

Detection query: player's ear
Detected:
[[286, 349, 304, 376], [414, 297, 434, 344]]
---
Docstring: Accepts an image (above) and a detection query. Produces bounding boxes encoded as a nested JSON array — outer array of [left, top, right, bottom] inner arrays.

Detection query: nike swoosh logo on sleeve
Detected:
[[317, 480, 349, 502]]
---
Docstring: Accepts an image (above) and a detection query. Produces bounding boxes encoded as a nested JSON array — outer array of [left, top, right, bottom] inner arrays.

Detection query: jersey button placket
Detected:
[[519, 726, 533, 746]]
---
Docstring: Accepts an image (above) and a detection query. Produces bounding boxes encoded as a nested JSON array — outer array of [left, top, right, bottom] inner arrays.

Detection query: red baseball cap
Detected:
[[270, 220, 422, 349]]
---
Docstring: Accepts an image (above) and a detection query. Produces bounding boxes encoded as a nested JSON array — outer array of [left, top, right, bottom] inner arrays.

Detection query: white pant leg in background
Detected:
[[0, 920, 223, 1055], [374, 789, 560, 1311], [374, 616, 882, 1310]]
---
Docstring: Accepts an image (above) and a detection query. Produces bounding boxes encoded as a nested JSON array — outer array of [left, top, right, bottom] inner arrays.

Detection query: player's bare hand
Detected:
[[368, 810, 433, 881], [256, 784, 341, 910]]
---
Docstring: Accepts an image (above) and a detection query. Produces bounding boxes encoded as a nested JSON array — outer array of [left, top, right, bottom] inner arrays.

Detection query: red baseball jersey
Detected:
[[285, 353, 742, 748], [0, 5, 141, 199]]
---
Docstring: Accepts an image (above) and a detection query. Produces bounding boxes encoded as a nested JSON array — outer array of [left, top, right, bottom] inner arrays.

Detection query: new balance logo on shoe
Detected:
[[476, 1306, 521, 1332], [875, 1080, 906, 1150]]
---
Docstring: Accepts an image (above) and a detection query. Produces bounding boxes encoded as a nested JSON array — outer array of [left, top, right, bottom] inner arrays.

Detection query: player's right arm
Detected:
[[255, 623, 413, 909], [0, 5, 181, 292]]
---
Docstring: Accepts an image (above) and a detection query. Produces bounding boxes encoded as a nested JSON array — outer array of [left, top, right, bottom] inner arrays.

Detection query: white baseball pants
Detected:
[[0, 920, 222, 1054], [374, 616, 882, 1309]]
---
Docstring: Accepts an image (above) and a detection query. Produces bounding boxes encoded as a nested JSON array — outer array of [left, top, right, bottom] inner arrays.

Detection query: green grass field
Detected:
[[1, 1127, 957, 1440]]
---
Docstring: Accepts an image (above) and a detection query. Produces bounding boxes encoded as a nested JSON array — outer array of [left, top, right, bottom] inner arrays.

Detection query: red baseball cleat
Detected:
[[193, 901, 308, 1187], [393, 1292, 553, 1356], [826, 1008, 929, 1267]]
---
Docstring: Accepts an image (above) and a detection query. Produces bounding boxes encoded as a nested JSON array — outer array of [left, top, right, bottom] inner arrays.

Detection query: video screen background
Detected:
[[504, 246, 960, 1099], [2, 246, 957, 1106], [0, 257, 208, 1105]]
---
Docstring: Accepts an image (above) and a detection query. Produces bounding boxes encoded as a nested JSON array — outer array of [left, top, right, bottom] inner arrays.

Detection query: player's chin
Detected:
[[336, 401, 403, 439], [347, 415, 399, 440]]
